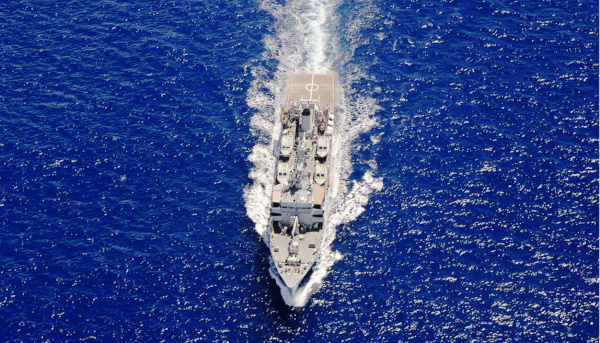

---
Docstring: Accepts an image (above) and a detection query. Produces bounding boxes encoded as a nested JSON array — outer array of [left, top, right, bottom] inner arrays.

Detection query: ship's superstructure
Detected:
[[269, 74, 336, 288]]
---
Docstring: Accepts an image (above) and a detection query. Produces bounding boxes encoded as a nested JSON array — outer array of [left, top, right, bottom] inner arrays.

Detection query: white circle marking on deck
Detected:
[[305, 83, 319, 92]]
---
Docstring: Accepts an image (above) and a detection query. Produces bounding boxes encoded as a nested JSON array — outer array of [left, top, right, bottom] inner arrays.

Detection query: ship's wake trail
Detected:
[[244, 0, 382, 307]]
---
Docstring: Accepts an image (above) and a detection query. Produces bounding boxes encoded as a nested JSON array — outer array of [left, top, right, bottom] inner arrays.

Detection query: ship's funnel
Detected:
[[301, 108, 312, 132]]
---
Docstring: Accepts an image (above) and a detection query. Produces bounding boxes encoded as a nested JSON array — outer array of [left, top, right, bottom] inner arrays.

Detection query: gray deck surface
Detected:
[[271, 231, 321, 287], [286, 73, 335, 110]]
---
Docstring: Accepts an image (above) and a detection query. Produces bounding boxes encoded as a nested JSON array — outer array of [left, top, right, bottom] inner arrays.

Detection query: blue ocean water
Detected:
[[0, 0, 597, 341]]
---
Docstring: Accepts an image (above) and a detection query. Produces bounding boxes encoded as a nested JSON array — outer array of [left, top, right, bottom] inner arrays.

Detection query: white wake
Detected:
[[243, 0, 383, 307]]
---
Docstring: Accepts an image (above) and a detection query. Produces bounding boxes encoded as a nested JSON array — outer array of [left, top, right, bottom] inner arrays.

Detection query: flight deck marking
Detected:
[[305, 83, 319, 96], [310, 74, 315, 101]]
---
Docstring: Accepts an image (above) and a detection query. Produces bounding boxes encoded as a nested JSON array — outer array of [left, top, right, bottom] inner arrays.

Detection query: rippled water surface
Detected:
[[0, 0, 597, 341]]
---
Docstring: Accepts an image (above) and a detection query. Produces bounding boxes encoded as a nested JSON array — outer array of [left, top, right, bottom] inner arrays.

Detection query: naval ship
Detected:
[[269, 74, 336, 289]]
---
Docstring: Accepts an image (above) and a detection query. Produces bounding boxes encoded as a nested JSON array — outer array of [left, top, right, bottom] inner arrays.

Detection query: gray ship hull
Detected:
[[269, 74, 336, 289]]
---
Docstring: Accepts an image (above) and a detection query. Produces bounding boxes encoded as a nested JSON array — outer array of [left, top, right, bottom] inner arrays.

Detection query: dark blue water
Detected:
[[0, 0, 597, 341]]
